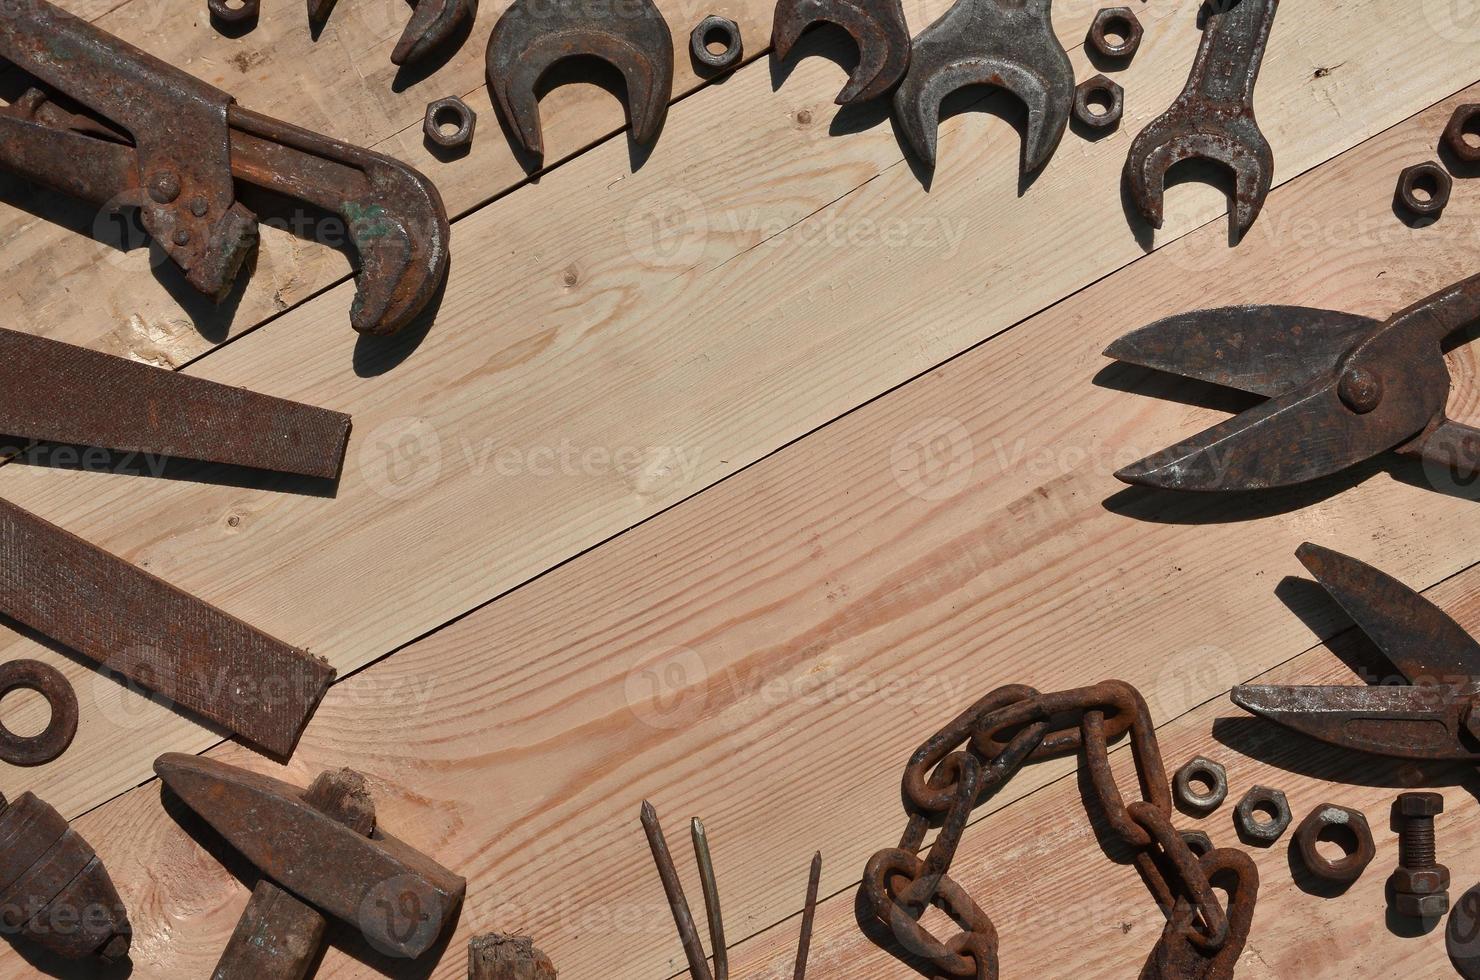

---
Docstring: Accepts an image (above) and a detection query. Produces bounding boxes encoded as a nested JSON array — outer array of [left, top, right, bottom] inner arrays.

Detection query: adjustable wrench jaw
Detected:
[[0, 0, 450, 336], [771, 0, 912, 105], [486, 0, 675, 159], [1123, 0, 1278, 241], [891, 0, 1072, 171]]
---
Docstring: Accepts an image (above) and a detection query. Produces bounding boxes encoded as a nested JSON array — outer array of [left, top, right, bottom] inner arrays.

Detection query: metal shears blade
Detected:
[[1231, 544, 1480, 761], [1107, 272, 1480, 492]]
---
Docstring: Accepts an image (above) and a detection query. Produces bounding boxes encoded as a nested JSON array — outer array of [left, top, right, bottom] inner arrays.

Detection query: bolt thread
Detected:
[[1399, 819, 1436, 869]]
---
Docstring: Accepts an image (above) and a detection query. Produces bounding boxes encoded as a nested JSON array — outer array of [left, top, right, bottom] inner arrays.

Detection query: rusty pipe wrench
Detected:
[[891, 0, 1073, 171], [486, 0, 673, 160], [0, 0, 449, 336], [1124, 0, 1279, 242], [306, 0, 478, 67], [772, 0, 912, 105], [156, 753, 466, 968], [0, 328, 350, 756]]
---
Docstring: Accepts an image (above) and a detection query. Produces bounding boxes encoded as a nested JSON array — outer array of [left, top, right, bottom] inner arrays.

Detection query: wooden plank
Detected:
[[0, 0, 1464, 821], [720, 566, 1480, 978], [15, 79, 1480, 978], [4, 0, 780, 364]]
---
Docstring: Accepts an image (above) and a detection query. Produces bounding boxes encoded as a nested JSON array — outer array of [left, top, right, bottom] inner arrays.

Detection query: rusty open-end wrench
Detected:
[[1124, 0, 1279, 241], [486, 0, 673, 160], [891, 0, 1073, 171], [771, 0, 912, 105], [307, 0, 477, 66]]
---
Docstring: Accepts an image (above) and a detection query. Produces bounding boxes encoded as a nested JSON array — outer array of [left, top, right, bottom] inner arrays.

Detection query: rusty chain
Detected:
[[859, 680, 1259, 979]]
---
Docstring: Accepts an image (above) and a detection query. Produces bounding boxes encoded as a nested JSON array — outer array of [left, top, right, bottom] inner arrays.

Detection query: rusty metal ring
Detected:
[[690, 15, 742, 71], [0, 660, 79, 766]]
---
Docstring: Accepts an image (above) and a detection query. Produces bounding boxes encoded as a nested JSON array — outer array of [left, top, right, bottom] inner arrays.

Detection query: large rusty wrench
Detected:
[[1124, 0, 1279, 242], [486, 0, 674, 159], [891, 0, 1073, 171], [771, 0, 912, 105]]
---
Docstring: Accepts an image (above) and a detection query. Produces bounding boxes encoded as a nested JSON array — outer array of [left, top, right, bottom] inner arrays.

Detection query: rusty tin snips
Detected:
[[0, 0, 449, 336], [1233, 544, 1480, 762], [1105, 272, 1480, 493]]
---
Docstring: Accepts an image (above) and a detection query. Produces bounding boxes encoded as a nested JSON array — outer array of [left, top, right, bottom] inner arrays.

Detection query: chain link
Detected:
[[858, 680, 1257, 979]]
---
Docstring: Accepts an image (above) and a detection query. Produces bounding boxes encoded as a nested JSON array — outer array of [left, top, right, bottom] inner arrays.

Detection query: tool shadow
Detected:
[[0, 437, 344, 498]]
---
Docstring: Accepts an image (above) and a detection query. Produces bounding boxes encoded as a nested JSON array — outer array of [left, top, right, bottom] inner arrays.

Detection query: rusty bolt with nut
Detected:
[[1087, 7, 1142, 61], [1173, 756, 1227, 814], [1443, 104, 1480, 165], [1390, 792, 1450, 918], [1073, 75, 1124, 132], [1397, 162, 1452, 218], [1294, 803, 1375, 885], [424, 96, 476, 151], [1234, 785, 1290, 845]]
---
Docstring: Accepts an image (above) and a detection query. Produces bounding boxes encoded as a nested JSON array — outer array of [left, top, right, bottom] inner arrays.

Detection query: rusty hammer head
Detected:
[[154, 753, 464, 961]]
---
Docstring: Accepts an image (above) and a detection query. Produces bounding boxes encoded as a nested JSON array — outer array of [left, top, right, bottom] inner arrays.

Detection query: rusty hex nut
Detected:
[[1397, 162, 1452, 217], [1234, 786, 1290, 845], [1180, 830, 1214, 858], [691, 15, 742, 71], [1074, 75, 1124, 131], [1443, 104, 1480, 165], [1173, 756, 1227, 814], [1088, 7, 1142, 61], [1398, 791, 1445, 818], [424, 97, 476, 150], [1294, 804, 1375, 884]]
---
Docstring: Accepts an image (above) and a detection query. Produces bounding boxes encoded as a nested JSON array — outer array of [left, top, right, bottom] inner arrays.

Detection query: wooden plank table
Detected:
[[2, 0, 1478, 976]]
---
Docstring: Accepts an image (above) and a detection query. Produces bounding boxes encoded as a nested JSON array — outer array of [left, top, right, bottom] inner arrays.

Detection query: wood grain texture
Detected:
[[720, 566, 1480, 978], [0, 0, 1462, 823], [15, 77, 1480, 979]]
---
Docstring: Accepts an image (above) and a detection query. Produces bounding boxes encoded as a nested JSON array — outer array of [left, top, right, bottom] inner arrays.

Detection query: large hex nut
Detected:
[[1397, 162, 1452, 218], [691, 15, 742, 71], [1294, 804, 1375, 884], [1234, 786, 1290, 845], [1173, 756, 1227, 814], [1074, 75, 1124, 131], [1444, 104, 1480, 165], [424, 96, 476, 150], [1087, 7, 1143, 61]]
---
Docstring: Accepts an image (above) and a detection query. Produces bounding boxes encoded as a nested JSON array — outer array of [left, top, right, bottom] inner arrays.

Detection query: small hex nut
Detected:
[[1392, 866, 1451, 894], [1234, 786, 1290, 845], [1088, 7, 1143, 61], [690, 14, 742, 71], [1173, 756, 1227, 814], [1073, 75, 1124, 131], [1180, 830, 1214, 858], [1397, 162, 1452, 217], [424, 96, 476, 150], [1294, 804, 1375, 884], [1443, 104, 1480, 165]]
